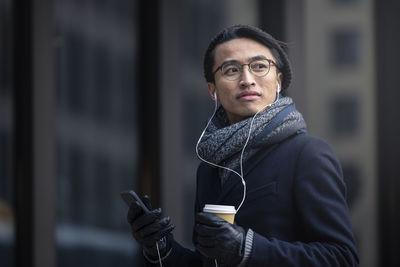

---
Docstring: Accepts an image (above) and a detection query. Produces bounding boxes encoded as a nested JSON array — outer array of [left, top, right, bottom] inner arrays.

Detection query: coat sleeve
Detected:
[[247, 137, 359, 267]]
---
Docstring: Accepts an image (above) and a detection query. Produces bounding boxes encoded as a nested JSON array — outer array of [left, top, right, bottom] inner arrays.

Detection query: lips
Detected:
[[237, 90, 261, 100]]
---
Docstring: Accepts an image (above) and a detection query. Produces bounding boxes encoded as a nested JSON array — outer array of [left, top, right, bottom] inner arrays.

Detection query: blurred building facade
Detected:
[[1, 0, 399, 267], [54, 0, 140, 265], [304, 0, 377, 265]]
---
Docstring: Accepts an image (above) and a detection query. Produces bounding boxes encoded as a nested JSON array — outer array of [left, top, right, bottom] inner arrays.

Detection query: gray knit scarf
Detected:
[[197, 97, 307, 182]]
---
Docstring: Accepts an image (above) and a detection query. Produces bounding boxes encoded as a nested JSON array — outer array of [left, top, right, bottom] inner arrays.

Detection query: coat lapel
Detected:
[[197, 163, 222, 208], [216, 144, 279, 206]]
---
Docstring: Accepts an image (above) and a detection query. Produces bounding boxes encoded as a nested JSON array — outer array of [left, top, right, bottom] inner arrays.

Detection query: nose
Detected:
[[239, 67, 256, 88]]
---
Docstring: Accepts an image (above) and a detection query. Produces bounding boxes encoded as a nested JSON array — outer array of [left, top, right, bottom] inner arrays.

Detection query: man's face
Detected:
[[208, 38, 282, 124]]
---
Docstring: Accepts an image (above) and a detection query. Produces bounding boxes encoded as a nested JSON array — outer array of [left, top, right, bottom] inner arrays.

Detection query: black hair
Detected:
[[203, 25, 292, 91]]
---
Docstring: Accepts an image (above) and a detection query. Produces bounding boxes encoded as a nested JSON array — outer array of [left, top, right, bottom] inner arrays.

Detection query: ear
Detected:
[[207, 82, 216, 100], [277, 72, 283, 92]]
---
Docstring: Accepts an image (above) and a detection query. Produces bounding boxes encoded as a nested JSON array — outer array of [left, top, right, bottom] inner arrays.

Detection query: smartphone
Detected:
[[120, 190, 150, 213]]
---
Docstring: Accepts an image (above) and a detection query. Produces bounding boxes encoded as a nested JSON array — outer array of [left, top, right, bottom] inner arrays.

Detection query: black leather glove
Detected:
[[194, 212, 246, 266], [127, 195, 175, 259]]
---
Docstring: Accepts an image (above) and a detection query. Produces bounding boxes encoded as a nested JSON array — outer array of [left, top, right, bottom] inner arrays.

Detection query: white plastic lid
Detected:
[[203, 204, 236, 214]]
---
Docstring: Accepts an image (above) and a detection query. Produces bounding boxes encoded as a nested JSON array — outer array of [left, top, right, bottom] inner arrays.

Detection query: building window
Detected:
[[65, 32, 88, 113], [329, 94, 360, 136], [92, 154, 112, 228], [329, 28, 362, 68], [92, 43, 111, 122], [66, 144, 87, 223]]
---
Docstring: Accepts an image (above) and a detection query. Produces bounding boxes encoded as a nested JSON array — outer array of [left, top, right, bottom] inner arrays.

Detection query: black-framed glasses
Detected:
[[213, 58, 277, 81]]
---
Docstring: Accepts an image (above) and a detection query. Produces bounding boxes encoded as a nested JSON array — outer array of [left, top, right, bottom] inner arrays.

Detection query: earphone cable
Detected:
[[196, 91, 280, 267], [156, 241, 163, 267], [196, 91, 279, 213]]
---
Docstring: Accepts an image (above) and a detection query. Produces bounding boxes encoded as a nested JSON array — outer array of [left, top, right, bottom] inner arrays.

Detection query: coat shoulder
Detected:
[[281, 133, 335, 157]]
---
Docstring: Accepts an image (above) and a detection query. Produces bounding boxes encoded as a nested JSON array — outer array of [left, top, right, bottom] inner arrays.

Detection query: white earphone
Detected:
[[276, 83, 281, 101], [214, 91, 217, 101]]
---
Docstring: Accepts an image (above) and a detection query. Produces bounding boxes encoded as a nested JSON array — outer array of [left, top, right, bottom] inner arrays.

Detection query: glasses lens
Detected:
[[221, 63, 241, 80], [249, 60, 270, 77]]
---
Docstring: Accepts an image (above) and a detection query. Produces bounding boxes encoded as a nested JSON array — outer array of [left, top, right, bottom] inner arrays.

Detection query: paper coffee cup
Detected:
[[203, 204, 236, 224]]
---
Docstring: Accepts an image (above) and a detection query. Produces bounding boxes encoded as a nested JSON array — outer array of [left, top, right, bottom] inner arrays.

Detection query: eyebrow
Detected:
[[220, 55, 269, 66]]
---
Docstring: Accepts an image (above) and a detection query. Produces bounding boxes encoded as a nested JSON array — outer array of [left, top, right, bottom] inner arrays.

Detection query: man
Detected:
[[126, 25, 359, 266]]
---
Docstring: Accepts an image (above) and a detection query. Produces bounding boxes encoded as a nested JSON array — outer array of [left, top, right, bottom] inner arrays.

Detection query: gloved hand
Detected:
[[194, 212, 246, 266], [127, 195, 175, 259]]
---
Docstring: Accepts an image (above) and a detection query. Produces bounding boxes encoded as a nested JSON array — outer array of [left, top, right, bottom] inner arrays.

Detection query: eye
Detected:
[[250, 61, 268, 72], [223, 64, 240, 76]]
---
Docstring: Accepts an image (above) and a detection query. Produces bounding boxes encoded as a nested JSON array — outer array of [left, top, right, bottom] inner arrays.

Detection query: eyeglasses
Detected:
[[213, 58, 277, 81]]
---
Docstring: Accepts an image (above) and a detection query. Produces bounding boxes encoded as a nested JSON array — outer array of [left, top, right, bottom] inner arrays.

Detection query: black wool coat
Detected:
[[152, 133, 359, 267]]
